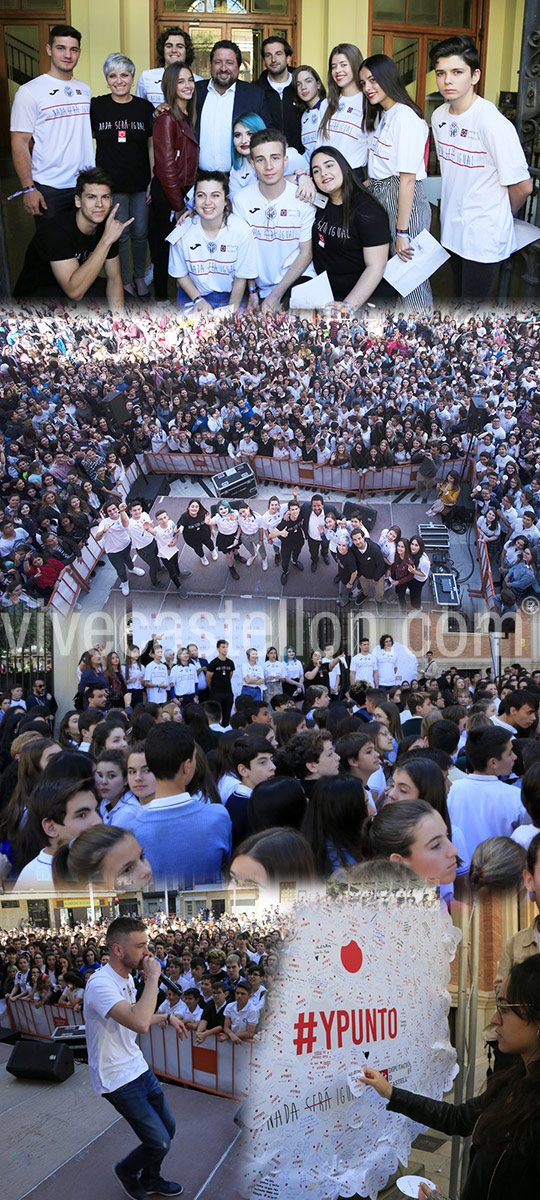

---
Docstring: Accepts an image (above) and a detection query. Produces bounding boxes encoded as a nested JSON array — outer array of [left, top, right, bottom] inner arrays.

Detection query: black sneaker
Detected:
[[310, 562, 317, 573], [280, 571, 289, 584], [179, 569, 192, 579], [293, 560, 304, 571], [229, 566, 240, 580], [113, 1163, 147, 1200], [142, 1180, 184, 1197]]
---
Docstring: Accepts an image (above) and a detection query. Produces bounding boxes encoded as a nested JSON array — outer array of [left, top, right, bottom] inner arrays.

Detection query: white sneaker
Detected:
[[201, 556, 209, 566], [120, 581, 130, 596], [245, 555, 254, 566], [262, 558, 268, 571], [211, 548, 218, 560], [129, 567, 145, 576]]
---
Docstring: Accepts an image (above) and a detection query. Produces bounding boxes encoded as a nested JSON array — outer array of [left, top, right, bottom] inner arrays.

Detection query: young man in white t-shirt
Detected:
[[232, 128, 314, 311], [144, 645, 171, 704], [135, 26, 201, 108], [430, 34, 532, 303], [349, 637, 379, 687], [84, 917, 183, 1200], [13, 774, 102, 891], [10, 24, 94, 220]]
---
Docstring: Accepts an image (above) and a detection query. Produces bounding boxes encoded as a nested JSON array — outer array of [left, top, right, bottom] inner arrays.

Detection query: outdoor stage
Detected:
[[0, 1040, 243, 1200]]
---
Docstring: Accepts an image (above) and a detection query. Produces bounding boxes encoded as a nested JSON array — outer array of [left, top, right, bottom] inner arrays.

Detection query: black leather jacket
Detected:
[[388, 1086, 538, 1200]]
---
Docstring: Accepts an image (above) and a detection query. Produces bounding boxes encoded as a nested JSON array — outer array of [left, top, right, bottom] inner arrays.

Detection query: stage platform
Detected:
[[0, 1041, 242, 1200]]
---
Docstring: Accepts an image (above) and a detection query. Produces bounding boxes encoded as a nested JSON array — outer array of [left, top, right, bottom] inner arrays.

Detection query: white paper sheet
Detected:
[[383, 229, 450, 297], [513, 218, 540, 250], [290, 271, 334, 308]]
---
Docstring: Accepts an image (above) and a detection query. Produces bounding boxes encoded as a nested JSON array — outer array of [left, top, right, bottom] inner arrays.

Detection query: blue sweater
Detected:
[[132, 794, 232, 888]]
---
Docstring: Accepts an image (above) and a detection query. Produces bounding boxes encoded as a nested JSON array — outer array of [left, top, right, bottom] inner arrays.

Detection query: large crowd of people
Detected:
[[2, 303, 540, 609], [7, 25, 532, 309], [1, 628, 540, 906]]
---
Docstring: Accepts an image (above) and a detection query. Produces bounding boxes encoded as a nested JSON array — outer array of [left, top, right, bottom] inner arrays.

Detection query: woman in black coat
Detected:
[[360, 956, 540, 1200]]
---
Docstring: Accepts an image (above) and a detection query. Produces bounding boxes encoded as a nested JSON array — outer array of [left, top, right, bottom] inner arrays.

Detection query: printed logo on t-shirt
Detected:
[[208, 242, 217, 253], [449, 122, 459, 137], [65, 86, 74, 96], [265, 206, 277, 221]]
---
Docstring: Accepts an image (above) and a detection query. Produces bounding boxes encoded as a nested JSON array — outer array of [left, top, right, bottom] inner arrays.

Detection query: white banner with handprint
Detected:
[[239, 886, 460, 1200]]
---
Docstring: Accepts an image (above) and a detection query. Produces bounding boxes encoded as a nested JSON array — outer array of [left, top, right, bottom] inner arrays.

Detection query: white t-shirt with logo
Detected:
[[167, 213, 257, 295], [85, 963, 149, 1094], [233, 179, 315, 297], [315, 94, 368, 169], [368, 103, 428, 180], [135, 68, 201, 108], [350, 651, 377, 686], [10, 74, 94, 188], [431, 95, 530, 262], [145, 660, 170, 703]]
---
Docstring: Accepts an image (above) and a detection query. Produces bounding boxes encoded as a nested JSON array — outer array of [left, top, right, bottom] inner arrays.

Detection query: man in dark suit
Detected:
[[299, 494, 338, 573], [195, 40, 271, 171]]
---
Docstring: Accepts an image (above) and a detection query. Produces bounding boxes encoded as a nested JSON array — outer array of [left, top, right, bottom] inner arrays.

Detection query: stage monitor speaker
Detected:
[[7, 1039, 74, 1082], [211, 463, 258, 499], [342, 501, 377, 532], [467, 393, 489, 434], [103, 391, 131, 426], [127, 473, 169, 508]]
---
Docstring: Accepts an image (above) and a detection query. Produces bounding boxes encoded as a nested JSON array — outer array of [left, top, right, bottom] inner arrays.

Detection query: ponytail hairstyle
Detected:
[[52, 825, 133, 888]]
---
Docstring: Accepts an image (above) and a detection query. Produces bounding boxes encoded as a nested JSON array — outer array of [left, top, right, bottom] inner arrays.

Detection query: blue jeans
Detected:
[[104, 1068, 176, 1183], [113, 191, 150, 284]]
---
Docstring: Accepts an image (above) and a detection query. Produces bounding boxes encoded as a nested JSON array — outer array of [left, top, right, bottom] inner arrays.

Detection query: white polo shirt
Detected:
[[167, 213, 257, 295], [448, 773, 528, 859], [85, 963, 148, 1094], [10, 73, 94, 188], [431, 95, 530, 262], [224, 998, 258, 1034], [13, 850, 53, 891], [233, 179, 315, 297]]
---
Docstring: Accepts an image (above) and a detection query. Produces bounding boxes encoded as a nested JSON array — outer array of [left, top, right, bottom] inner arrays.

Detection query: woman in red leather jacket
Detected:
[[149, 62, 199, 300]]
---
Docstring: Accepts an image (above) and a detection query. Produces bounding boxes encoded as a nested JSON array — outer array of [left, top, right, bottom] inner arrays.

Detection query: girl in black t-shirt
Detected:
[[176, 500, 215, 567], [310, 146, 391, 308]]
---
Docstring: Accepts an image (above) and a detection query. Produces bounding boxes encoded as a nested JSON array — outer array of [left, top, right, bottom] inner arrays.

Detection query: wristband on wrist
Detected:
[[248, 285, 258, 294], [193, 297, 204, 305], [396, 229, 410, 237]]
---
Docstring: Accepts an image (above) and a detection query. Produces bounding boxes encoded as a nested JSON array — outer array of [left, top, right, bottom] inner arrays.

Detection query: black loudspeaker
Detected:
[[127, 473, 169, 508], [467, 393, 489, 434], [7, 1038, 74, 1082], [342, 501, 377, 533], [211, 463, 258, 499], [103, 391, 131, 425]]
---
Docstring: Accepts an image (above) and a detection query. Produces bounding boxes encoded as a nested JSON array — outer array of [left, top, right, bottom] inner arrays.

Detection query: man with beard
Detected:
[[84, 917, 183, 1199]]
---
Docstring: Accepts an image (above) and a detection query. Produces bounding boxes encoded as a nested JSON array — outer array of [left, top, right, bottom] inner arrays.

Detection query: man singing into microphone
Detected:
[[84, 917, 184, 1199]]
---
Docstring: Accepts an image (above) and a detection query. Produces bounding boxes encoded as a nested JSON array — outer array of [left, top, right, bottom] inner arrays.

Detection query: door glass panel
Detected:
[[189, 24, 223, 76], [231, 26, 258, 81], [251, 0, 288, 11], [5, 24, 40, 108], [372, 0, 406, 21], [441, 0, 472, 25], [392, 35, 419, 104], [21, 0, 64, 7], [424, 37, 441, 172], [371, 34, 385, 55], [408, 0, 439, 21]]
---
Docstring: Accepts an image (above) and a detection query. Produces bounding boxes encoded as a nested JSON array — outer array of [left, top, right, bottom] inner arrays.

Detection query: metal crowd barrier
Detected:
[[45, 448, 495, 611], [6, 996, 251, 1100]]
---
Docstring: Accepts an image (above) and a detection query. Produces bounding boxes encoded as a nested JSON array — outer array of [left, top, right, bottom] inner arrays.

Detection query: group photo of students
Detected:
[[3, 21, 533, 311]]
